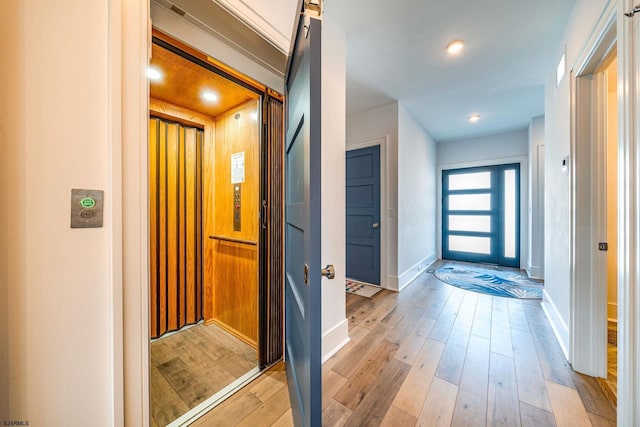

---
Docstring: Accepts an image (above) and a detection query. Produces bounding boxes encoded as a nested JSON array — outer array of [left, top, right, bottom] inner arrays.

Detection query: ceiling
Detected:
[[149, 42, 259, 118], [326, 0, 576, 142], [160, 0, 577, 143]]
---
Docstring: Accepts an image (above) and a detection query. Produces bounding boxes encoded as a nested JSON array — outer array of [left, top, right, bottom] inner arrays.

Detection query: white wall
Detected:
[[528, 116, 545, 279], [397, 105, 437, 289], [347, 102, 399, 287], [437, 129, 529, 165], [543, 0, 610, 352], [320, 14, 349, 361], [0, 0, 119, 424], [436, 129, 530, 269]]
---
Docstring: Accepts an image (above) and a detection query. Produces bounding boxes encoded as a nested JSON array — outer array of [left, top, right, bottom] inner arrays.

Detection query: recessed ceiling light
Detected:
[[468, 114, 480, 123], [446, 39, 464, 54], [147, 67, 162, 81], [202, 91, 218, 102]]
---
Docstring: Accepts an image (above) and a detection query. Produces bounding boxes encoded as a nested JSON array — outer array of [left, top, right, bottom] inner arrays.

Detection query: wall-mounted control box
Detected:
[[71, 189, 104, 228], [233, 184, 241, 231]]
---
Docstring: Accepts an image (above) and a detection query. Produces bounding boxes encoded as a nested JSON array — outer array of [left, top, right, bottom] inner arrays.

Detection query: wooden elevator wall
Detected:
[[204, 100, 260, 348]]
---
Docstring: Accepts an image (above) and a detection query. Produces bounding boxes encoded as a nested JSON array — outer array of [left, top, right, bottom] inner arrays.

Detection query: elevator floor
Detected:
[[150, 322, 257, 426]]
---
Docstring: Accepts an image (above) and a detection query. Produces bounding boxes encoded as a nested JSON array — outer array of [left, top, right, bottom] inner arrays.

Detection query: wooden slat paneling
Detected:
[[150, 98, 215, 325], [166, 123, 179, 331], [178, 125, 187, 327], [196, 129, 204, 322], [185, 127, 197, 324], [150, 118, 159, 337], [149, 114, 204, 339], [265, 96, 284, 366], [158, 120, 168, 336]]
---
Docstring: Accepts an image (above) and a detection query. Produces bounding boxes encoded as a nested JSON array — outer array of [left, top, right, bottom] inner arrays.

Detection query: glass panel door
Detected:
[[442, 164, 520, 267]]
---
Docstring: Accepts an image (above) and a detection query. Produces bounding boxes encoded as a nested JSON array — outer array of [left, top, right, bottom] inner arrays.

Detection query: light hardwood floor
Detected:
[[193, 268, 616, 426], [598, 321, 617, 408], [150, 322, 258, 426]]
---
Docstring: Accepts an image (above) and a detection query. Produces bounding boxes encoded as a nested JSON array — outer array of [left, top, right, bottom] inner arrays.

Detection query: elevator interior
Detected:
[[147, 36, 265, 425]]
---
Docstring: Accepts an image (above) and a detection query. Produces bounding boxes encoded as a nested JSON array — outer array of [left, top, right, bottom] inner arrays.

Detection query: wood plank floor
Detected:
[[192, 266, 616, 426], [150, 322, 258, 426], [598, 321, 617, 408]]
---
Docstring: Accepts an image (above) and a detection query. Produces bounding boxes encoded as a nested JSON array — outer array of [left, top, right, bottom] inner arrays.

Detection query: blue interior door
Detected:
[[284, 14, 322, 426], [442, 164, 520, 268], [346, 146, 381, 285]]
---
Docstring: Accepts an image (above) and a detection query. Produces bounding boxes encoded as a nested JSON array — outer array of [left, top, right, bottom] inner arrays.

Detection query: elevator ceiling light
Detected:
[[147, 67, 162, 82], [446, 39, 464, 55], [201, 91, 218, 102], [468, 114, 480, 123]]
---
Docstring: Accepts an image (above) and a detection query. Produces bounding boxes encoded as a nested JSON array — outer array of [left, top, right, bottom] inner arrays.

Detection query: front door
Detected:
[[442, 164, 520, 267], [346, 145, 381, 285], [284, 12, 322, 426]]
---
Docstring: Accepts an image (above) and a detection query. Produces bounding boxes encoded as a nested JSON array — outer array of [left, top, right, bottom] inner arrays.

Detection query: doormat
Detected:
[[345, 279, 382, 298], [434, 262, 543, 299]]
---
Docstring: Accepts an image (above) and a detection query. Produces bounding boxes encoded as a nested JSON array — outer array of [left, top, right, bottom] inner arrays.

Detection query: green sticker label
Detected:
[[80, 197, 96, 209]]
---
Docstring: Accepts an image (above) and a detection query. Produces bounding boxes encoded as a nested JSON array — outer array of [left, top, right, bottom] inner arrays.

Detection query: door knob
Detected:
[[321, 264, 335, 279], [372, 222, 380, 228]]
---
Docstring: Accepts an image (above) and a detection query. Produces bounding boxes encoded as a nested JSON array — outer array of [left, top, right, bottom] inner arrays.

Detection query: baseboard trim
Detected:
[[526, 264, 542, 280], [541, 289, 570, 361], [386, 275, 399, 291], [322, 318, 349, 363], [397, 253, 436, 291]]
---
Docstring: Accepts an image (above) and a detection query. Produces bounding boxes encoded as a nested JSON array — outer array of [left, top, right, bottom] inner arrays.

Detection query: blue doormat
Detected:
[[434, 262, 543, 299]]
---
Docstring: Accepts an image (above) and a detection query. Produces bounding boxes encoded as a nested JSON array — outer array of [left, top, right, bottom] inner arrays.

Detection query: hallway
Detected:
[[197, 266, 615, 426]]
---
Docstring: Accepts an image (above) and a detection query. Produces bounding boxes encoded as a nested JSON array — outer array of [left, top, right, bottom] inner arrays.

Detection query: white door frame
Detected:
[[617, 0, 640, 423], [569, 6, 616, 378], [346, 136, 389, 288], [118, 0, 151, 424], [570, 1, 640, 424]]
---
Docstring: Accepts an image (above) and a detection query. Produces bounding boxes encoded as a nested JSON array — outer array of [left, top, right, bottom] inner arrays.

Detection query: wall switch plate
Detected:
[[71, 189, 104, 228]]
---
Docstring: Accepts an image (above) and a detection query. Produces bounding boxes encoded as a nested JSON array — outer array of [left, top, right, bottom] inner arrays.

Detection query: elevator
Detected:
[[147, 32, 284, 425]]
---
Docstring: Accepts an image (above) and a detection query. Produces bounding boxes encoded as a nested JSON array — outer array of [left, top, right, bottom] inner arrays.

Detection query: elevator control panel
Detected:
[[71, 189, 104, 228], [233, 184, 241, 231]]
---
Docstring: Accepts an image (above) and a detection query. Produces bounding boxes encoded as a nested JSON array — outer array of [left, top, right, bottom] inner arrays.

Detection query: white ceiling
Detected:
[[215, 0, 576, 143], [326, 0, 576, 142]]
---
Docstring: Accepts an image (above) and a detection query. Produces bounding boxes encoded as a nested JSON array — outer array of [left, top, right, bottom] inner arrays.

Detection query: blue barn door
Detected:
[[346, 146, 381, 285], [284, 13, 322, 426]]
